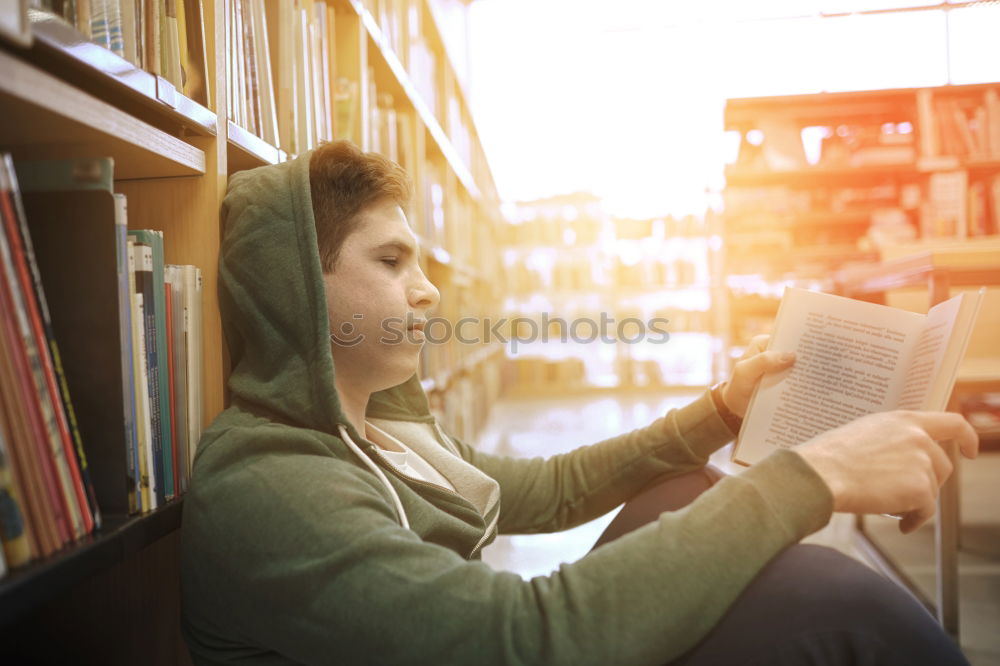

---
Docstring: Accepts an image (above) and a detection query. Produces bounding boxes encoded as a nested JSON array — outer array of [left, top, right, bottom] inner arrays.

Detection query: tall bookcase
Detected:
[[714, 83, 1000, 380], [0, 0, 502, 662]]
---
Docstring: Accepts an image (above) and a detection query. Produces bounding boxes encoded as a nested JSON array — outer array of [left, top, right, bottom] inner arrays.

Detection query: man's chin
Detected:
[[373, 356, 422, 391]]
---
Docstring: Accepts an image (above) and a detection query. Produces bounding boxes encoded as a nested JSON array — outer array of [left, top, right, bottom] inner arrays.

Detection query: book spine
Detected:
[[116, 197, 140, 516], [134, 244, 164, 508], [149, 231, 174, 500], [242, 0, 261, 137], [164, 273, 179, 498], [133, 288, 156, 511], [0, 408, 33, 569], [127, 240, 149, 513], [167, 266, 189, 493], [184, 264, 203, 465], [120, 0, 139, 66]]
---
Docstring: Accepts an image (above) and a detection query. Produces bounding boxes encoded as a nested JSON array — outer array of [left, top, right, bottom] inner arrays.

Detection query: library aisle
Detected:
[[2, 0, 999, 663]]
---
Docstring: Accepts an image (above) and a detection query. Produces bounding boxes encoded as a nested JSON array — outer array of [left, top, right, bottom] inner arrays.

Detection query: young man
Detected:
[[181, 140, 976, 665]]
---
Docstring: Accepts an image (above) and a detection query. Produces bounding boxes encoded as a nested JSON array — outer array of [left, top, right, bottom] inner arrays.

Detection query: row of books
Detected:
[[723, 182, 905, 217], [33, 0, 211, 106], [502, 215, 711, 248], [918, 88, 1000, 161], [922, 171, 1000, 240], [731, 88, 1000, 173], [505, 258, 705, 294], [0, 154, 203, 579], [420, 158, 489, 272], [228, 0, 334, 154]]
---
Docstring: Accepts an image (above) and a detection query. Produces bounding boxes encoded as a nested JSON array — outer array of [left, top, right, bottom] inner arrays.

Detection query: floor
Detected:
[[474, 389, 1000, 665]]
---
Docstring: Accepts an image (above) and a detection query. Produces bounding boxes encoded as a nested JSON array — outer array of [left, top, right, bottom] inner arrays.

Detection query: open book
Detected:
[[733, 287, 985, 466]]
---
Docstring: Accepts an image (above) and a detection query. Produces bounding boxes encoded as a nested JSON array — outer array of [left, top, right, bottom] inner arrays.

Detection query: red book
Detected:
[[0, 230, 66, 553], [0, 183, 93, 535]]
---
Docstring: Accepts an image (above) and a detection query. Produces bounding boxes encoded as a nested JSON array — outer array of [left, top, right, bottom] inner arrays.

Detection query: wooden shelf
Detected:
[[724, 163, 924, 188], [724, 82, 1000, 130], [347, 0, 481, 200], [725, 87, 917, 129], [0, 500, 183, 626], [0, 49, 205, 179], [25, 8, 217, 137], [227, 121, 286, 173], [725, 210, 873, 230]]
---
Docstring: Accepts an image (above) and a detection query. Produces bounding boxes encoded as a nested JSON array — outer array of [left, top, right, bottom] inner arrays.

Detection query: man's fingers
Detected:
[[746, 334, 770, 356], [908, 411, 980, 459], [916, 435, 954, 488], [900, 503, 934, 534], [734, 349, 796, 382]]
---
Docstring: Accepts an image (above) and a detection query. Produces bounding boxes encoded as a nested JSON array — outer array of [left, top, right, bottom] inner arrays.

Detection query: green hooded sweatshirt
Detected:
[[180, 149, 835, 665]]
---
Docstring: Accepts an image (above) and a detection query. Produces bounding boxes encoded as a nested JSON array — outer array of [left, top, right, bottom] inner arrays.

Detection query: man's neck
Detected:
[[334, 376, 370, 443]]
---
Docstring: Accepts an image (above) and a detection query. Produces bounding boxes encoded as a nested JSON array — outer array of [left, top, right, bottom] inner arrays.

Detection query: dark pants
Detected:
[[591, 467, 970, 666]]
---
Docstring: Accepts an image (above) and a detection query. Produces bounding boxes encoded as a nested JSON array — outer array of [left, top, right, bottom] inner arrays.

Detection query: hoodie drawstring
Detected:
[[338, 424, 410, 530]]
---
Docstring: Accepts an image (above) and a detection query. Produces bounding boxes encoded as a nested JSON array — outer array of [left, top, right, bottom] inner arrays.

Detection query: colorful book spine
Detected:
[[166, 265, 189, 493], [0, 406, 32, 570], [128, 230, 175, 501], [183, 263, 203, 470], [128, 238, 152, 513], [115, 195, 141, 516], [0, 180, 82, 544], [131, 241, 164, 508], [1, 156, 96, 537], [164, 271, 180, 497]]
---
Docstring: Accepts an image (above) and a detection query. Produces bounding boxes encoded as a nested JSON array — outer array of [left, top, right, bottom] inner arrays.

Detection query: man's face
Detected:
[[323, 199, 440, 394]]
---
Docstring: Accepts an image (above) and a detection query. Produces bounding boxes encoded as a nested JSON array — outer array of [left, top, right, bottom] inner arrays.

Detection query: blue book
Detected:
[[128, 230, 174, 501]]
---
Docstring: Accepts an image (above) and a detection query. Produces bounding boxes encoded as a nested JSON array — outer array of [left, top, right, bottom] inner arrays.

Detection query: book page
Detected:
[[734, 288, 924, 466], [898, 289, 984, 411], [895, 295, 961, 410]]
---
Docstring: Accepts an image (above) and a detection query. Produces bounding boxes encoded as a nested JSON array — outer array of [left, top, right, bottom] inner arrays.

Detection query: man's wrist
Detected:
[[710, 381, 743, 435]]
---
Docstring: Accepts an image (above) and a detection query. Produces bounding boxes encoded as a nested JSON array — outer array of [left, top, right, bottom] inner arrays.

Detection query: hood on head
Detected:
[[219, 149, 434, 443]]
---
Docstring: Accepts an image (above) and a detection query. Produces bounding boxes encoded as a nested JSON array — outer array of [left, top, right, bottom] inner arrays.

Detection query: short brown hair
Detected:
[[309, 140, 412, 272]]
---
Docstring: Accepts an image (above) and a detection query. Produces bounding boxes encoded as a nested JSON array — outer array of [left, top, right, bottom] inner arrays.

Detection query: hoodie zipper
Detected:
[[468, 510, 499, 559], [364, 443, 497, 559]]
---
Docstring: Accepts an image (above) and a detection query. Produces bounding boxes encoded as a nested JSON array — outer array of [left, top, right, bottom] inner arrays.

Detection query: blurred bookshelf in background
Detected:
[[714, 82, 1000, 381], [501, 193, 714, 395]]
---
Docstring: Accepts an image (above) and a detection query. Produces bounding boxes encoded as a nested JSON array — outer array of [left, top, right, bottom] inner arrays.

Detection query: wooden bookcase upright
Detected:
[[0, 0, 504, 662]]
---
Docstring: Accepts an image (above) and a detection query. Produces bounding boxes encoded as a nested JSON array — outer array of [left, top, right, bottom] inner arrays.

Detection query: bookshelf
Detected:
[[0, 0, 503, 662], [714, 82, 1000, 380], [503, 194, 714, 394]]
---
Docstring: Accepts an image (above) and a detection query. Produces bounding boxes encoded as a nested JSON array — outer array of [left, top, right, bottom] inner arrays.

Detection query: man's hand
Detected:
[[721, 334, 796, 418], [795, 411, 979, 533]]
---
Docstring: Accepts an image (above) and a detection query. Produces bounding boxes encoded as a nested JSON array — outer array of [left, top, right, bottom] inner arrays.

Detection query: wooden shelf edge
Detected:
[[0, 49, 205, 178], [27, 8, 217, 137], [0, 500, 184, 626], [345, 0, 481, 201], [227, 121, 285, 173], [724, 162, 930, 187], [724, 81, 1000, 128]]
